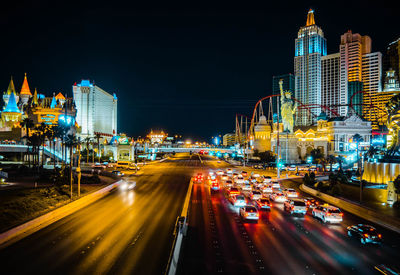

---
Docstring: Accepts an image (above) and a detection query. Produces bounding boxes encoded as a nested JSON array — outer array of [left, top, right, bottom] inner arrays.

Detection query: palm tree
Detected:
[[83, 136, 92, 164], [310, 148, 326, 171], [65, 134, 80, 199], [95, 133, 102, 163], [327, 155, 336, 172], [336, 155, 345, 171]]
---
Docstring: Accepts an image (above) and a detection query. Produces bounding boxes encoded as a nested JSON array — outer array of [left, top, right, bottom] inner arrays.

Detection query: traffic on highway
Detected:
[[181, 162, 400, 275]]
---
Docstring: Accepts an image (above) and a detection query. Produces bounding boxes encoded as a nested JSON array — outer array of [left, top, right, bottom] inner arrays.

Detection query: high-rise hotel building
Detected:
[[339, 31, 371, 116], [73, 80, 118, 139], [294, 9, 327, 126], [321, 53, 340, 117]]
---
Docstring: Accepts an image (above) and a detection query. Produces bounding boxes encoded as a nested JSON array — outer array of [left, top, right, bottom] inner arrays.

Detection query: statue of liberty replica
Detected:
[[279, 79, 297, 133]]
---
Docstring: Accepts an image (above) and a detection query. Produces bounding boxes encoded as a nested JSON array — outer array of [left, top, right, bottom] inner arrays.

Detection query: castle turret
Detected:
[[19, 73, 32, 105]]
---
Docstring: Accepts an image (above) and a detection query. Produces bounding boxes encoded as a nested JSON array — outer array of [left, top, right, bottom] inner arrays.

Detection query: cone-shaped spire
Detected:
[[4, 91, 20, 113], [50, 94, 57, 109], [7, 77, 16, 95], [306, 9, 315, 26], [55, 92, 66, 100], [33, 88, 38, 105], [20, 73, 32, 95]]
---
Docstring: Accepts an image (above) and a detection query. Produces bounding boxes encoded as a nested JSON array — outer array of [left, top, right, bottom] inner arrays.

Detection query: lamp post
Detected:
[[77, 145, 81, 197]]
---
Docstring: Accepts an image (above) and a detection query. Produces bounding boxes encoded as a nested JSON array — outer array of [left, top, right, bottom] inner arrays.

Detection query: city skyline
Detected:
[[0, 1, 398, 139]]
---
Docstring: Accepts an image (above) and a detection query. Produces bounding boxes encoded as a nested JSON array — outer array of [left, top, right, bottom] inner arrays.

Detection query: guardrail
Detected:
[[165, 178, 194, 275], [300, 184, 400, 234]]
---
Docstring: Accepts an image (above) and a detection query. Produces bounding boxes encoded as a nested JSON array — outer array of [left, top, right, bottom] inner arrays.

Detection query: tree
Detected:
[[65, 134, 80, 199], [336, 155, 345, 171], [94, 132, 102, 163], [21, 118, 35, 167], [310, 148, 326, 171], [327, 155, 336, 172]]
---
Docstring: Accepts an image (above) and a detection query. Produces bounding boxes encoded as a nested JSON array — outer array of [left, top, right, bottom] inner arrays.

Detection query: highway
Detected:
[[0, 153, 201, 275], [180, 159, 400, 275]]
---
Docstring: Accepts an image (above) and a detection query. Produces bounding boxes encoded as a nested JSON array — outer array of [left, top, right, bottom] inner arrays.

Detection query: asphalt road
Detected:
[[180, 162, 400, 275], [0, 153, 201, 275]]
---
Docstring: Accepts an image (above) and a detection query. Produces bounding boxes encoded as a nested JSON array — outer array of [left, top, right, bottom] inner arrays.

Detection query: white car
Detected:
[[262, 185, 273, 194], [271, 181, 280, 189], [227, 168, 233, 174], [312, 205, 343, 223], [216, 170, 224, 175], [252, 173, 260, 178], [239, 205, 259, 221], [263, 176, 272, 184], [284, 199, 307, 215], [242, 183, 252, 192], [221, 174, 229, 181], [235, 176, 244, 184], [270, 192, 286, 203], [283, 188, 298, 198], [231, 195, 247, 207], [250, 191, 262, 201], [287, 165, 297, 171], [225, 180, 233, 188]]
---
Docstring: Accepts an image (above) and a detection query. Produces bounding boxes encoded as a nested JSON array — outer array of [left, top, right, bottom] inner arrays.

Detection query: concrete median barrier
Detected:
[[300, 184, 400, 234], [0, 180, 123, 249], [166, 178, 194, 275]]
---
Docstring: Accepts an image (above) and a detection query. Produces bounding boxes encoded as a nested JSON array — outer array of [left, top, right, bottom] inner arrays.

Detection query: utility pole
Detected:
[[277, 96, 280, 179], [77, 146, 81, 197]]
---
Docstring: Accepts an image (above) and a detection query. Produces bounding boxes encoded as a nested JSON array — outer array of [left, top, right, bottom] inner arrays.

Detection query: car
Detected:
[[255, 198, 271, 210], [228, 187, 240, 196], [221, 174, 229, 181], [225, 180, 233, 188], [262, 185, 273, 194], [111, 170, 124, 176], [263, 176, 272, 184], [239, 205, 259, 222], [235, 176, 244, 184], [284, 199, 307, 215], [304, 197, 319, 208], [270, 192, 286, 203], [312, 204, 343, 223], [271, 181, 280, 189], [250, 191, 262, 201], [91, 166, 104, 174], [241, 171, 248, 177], [242, 183, 252, 192], [347, 224, 382, 244], [211, 181, 220, 191], [231, 195, 247, 207], [116, 161, 131, 170], [216, 170, 224, 175], [232, 173, 239, 178], [283, 188, 298, 198], [287, 165, 297, 171], [120, 180, 136, 190], [226, 168, 233, 174], [194, 173, 203, 182], [250, 176, 258, 184]]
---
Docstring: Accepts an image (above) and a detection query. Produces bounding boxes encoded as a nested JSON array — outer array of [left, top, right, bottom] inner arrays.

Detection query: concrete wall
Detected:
[[300, 184, 400, 234], [340, 184, 388, 203]]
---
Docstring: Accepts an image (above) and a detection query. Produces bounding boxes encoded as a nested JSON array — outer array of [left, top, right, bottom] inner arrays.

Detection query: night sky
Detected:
[[0, 1, 397, 141]]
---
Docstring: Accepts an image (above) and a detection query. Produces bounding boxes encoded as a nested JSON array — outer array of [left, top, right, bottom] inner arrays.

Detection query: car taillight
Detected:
[[256, 213, 259, 217], [363, 233, 368, 238], [327, 213, 331, 216], [339, 213, 343, 216], [378, 234, 382, 238]]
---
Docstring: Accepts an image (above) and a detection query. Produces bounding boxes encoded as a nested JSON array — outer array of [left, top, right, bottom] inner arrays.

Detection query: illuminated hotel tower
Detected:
[[339, 31, 371, 116], [294, 9, 327, 126]]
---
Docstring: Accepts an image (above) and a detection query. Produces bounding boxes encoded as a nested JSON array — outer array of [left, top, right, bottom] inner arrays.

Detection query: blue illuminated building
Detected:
[[294, 9, 327, 126]]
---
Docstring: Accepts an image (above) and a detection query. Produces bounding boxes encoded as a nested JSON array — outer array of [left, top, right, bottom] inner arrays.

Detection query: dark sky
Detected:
[[0, 0, 397, 141]]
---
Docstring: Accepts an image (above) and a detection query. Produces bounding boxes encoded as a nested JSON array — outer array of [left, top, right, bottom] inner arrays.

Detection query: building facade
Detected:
[[294, 9, 327, 126], [321, 53, 340, 117], [223, 133, 236, 147], [362, 52, 383, 122], [339, 31, 371, 116], [383, 37, 400, 83], [72, 80, 118, 139]]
